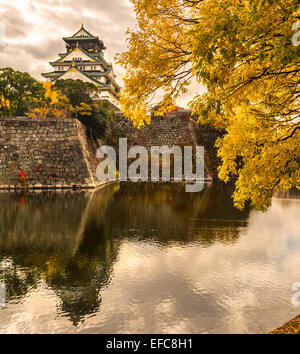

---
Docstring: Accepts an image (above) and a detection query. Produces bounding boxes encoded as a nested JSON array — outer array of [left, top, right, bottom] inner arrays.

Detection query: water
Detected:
[[0, 183, 299, 334]]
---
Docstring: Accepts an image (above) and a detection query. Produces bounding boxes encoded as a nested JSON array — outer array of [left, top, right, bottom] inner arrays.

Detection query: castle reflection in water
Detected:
[[0, 183, 299, 334]]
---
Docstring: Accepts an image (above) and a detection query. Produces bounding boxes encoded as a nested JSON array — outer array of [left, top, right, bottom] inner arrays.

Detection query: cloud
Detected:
[[0, 0, 203, 106], [0, 0, 136, 83]]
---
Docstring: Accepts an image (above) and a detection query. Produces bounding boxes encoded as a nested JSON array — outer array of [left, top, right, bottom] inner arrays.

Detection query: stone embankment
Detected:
[[0, 116, 104, 189], [0, 112, 222, 189]]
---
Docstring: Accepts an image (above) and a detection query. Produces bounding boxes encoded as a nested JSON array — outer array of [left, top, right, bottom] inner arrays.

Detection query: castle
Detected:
[[42, 25, 121, 110]]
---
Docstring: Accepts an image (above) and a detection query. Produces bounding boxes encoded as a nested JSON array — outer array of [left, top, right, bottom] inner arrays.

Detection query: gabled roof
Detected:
[[63, 25, 106, 49], [70, 25, 95, 38], [51, 45, 99, 63], [42, 65, 120, 89], [55, 65, 111, 87]]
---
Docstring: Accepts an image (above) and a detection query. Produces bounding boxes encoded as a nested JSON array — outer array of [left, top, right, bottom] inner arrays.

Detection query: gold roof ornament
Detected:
[[70, 60, 77, 73]]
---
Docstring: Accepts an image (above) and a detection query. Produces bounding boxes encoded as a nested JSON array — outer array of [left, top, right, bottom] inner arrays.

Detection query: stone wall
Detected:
[[0, 111, 222, 189], [111, 111, 222, 179], [111, 111, 195, 147], [0, 116, 105, 189]]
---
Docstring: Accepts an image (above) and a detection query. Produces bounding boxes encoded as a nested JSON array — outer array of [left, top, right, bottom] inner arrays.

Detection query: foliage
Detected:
[[0, 67, 48, 116], [9, 161, 44, 186], [54, 79, 115, 139], [117, 0, 300, 210], [0, 68, 114, 138], [78, 100, 115, 140], [26, 79, 115, 139], [69, 102, 93, 118], [53, 79, 97, 107], [19, 171, 27, 184], [26, 106, 51, 119], [26, 82, 69, 118]]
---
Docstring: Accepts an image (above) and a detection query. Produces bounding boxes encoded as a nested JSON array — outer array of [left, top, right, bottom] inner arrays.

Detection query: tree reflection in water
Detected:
[[0, 183, 250, 326]]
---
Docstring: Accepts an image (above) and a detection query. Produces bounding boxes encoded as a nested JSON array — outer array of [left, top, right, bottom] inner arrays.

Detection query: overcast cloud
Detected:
[[0, 0, 136, 85], [0, 0, 204, 106]]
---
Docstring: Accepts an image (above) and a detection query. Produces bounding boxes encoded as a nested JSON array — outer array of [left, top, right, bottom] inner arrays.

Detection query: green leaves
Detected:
[[53, 78, 115, 139], [53, 79, 97, 108], [0, 67, 47, 116]]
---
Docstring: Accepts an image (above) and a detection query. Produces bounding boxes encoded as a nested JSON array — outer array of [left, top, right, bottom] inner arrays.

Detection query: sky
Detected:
[[0, 0, 202, 107], [0, 0, 136, 84]]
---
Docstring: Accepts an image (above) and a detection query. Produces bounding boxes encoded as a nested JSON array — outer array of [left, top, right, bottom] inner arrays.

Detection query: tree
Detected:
[[0, 67, 47, 116], [53, 79, 97, 107], [26, 82, 70, 118], [79, 100, 115, 140], [117, 0, 300, 210], [54, 79, 115, 139]]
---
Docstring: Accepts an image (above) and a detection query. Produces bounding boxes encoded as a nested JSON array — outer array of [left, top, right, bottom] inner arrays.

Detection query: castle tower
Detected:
[[42, 25, 121, 110]]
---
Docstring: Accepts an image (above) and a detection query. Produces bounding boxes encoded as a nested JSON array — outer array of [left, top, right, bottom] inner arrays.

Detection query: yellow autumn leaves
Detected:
[[26, 82, 94, 119], [118, 0, 300, 209], [26, 82, 69, 119]]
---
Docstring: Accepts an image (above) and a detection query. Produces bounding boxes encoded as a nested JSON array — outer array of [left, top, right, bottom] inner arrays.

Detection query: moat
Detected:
[[0, 183, 299, 334]]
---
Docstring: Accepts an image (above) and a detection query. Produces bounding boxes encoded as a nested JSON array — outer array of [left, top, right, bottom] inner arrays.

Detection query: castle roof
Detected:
[[42, 25, 121, 106], [42, 64, 120, 93], [71, 24, 95, 38], [63, 25, 106, 50], [51, 44, 99, 64]]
